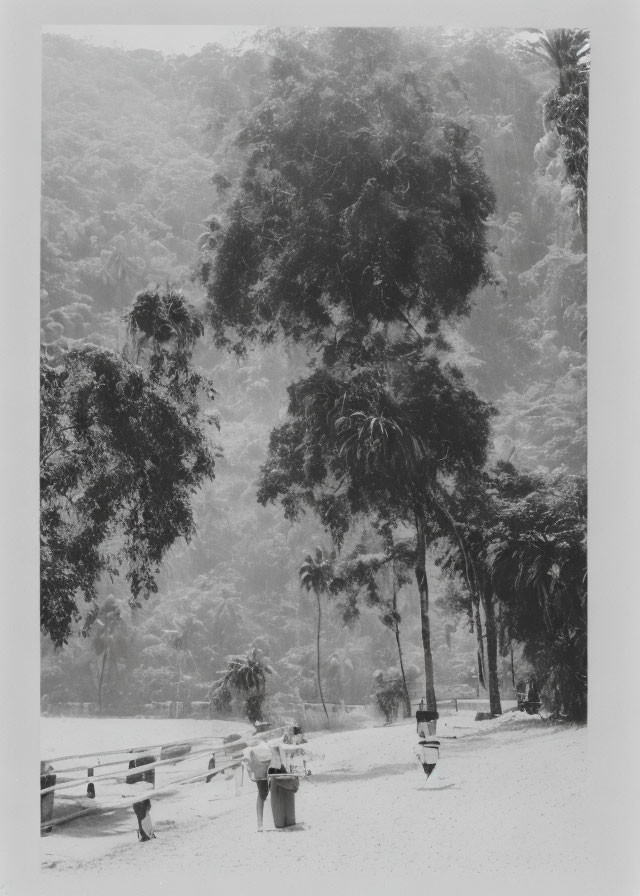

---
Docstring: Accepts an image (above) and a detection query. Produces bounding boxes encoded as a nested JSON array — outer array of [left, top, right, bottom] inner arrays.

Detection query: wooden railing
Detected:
[[40, 725, 290, 832]]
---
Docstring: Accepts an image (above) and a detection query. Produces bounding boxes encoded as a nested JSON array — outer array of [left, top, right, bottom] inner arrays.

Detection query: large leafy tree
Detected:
[[490, 473, 587, 720], [433, 462, 547, 715], [259, 342, 495, 713], [40, 288, 217, 646], [199, 27, 495, 355], [199, 29, 496, 716]]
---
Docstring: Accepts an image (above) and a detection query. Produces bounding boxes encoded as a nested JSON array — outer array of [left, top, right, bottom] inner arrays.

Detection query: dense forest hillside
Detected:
[[40, 29, 587, 721]]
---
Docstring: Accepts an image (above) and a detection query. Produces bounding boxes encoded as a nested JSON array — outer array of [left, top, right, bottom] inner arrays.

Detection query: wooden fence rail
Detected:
[[41, 725, 290, 830], [40, 745, 220, 796], [40, 760, 244, 832], [42, 734, 226, 765]]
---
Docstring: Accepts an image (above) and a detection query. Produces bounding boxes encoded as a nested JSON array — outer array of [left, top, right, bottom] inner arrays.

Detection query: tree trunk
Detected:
[[315, 591, 330, 725], [394, 627, 412, 718], [474, 599, 486, 692], [296, 593, 303, 648], [176, 655, 182, 703], [482, 589, 502, 715], [391, 561, 411, 717], [414, 509, 437, 714], [98, 650, 108, 714]]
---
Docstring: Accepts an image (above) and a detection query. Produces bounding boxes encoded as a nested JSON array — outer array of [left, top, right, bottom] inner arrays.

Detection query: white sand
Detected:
[[40, 711, 590, 878]]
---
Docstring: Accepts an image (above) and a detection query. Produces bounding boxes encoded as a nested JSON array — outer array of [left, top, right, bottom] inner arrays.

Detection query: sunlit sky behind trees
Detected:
[[42, 25, 261, 55], [41, 24, 541, 57]]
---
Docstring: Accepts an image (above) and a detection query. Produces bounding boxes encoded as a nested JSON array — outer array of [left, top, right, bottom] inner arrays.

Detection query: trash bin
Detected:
[[40, 762, 56, 832], [269, 773, 299, 829]]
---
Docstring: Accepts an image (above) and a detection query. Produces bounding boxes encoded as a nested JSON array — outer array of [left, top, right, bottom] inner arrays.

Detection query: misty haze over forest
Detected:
[[40, 27, 587, 725]]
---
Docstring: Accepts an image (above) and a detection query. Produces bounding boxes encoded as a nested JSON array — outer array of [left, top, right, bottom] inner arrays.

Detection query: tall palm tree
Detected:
[[164, 615, 203, 702], [527, 29, 590, 238], [91, 595, 129, 713], [211, 592, 242, 653], [527, 29, 589, 88], [216, 647, 274, 724], [299, 548, 333, 725]]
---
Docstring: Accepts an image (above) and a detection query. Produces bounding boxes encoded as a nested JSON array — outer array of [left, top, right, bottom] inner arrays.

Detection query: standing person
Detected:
[[133, 799, 156, 841], [242, 740, 272, 832]]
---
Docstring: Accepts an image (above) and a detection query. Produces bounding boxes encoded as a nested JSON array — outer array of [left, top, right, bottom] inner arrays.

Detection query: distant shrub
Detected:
[[373, 677, 406, 724]]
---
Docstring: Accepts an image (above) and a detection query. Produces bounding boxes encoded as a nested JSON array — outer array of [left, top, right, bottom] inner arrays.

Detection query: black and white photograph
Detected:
[[1, 2, 639, 891]]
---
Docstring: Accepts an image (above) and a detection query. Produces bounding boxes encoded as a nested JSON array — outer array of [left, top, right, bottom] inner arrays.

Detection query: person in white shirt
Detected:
[[242, 740, 272, 832]]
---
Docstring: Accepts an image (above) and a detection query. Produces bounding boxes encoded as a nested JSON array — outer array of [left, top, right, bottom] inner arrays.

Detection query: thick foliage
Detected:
[[373, 673, 407, 723], [490, 474, 587, 719], [258, 345, 496, 543], [527, 29, 589, 236], [40, 29, 587, 716], [40, 33, 268, 352], [201, 28, 495, 354], [41, 291, 216, 646], [211, 647, 273, 722]]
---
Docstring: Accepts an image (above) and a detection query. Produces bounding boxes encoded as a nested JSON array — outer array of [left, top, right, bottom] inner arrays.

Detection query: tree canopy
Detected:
[[258, 344, 495, 543], [200, 28, 495, 355], [40, 289, 217, 646]]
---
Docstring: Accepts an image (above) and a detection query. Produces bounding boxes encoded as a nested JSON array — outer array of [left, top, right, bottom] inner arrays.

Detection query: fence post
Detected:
[[87, 767, 95, 798], [40, 762, 56, 833]]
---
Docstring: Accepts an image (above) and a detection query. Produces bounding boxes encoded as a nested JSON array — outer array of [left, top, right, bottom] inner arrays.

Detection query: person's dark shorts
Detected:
[[256, 779, 269, 800]]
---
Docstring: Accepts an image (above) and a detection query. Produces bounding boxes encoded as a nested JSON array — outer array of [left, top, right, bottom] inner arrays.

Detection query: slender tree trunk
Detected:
[[176, 655, 182, 703], [315, 591, 330, 725], [474, 599, 486, 692], [98, 650, 108, 714], [391, 565, 411, 717], [414, 509, 437, 714], [296, 593, 303, 648], [394, 627, 412, 718], [187, 649, 199, 677], [482, 589, 502, 715]]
